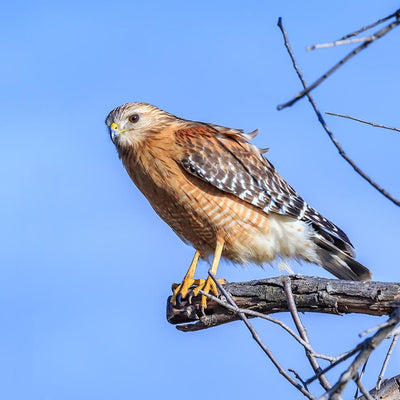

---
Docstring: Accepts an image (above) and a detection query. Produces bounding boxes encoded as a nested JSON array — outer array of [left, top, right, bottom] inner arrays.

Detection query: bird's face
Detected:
[[105, 102, 175, 148]]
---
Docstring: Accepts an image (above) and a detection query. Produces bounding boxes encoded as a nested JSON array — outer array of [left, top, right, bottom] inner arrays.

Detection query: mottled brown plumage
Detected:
[[105, 102, 371, 306]]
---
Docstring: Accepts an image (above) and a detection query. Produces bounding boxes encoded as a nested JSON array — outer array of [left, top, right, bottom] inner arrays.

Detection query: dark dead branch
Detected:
[[357, 374, 400, 400], [166, 275, 400, 331]]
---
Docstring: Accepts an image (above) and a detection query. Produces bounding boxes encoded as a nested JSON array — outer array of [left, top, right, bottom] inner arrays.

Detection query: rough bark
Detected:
[[166, 275, 400, 332], [358, 374, 400, 400]]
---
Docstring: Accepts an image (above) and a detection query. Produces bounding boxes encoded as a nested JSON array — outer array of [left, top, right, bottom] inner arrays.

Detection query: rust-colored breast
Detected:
[[119, 126, 271, 262]]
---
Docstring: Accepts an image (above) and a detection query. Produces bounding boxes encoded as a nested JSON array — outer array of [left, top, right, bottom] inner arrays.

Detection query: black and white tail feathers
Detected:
[[313, 232, 371, 281], [302, 206, 371, 281]]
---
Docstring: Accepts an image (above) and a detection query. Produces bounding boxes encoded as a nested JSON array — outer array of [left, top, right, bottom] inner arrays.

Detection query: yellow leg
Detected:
[[171, 251, 201, 305], [193, 238, 225, 308]]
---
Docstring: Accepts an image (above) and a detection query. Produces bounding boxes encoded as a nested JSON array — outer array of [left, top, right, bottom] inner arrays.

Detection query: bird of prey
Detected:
[[105, 102, 371, 307]]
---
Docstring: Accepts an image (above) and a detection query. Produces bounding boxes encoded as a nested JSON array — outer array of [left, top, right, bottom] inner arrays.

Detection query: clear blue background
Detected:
[[1, 1, 399, 399]]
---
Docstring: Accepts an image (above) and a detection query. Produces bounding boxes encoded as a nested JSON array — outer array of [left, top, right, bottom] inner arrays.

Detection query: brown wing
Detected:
[[174, 123, 353, 249]]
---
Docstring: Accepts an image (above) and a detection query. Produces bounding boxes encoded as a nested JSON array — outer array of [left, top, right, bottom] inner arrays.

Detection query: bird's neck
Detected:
[[118, 134, 178, 192]]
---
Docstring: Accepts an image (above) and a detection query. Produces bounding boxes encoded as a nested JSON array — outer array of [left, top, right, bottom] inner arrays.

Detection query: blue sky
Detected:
[[1, 1, 399, 399]]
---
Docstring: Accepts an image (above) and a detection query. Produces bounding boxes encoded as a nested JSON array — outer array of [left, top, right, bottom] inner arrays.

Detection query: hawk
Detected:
[[105, 102, 371, 307]]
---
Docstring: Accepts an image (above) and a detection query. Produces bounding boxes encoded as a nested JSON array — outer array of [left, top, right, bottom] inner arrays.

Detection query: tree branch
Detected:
[[277, 13, 400, 110], [325, 112, 400, 133], [323, 308, 400, 399], [166, 275, 400, 331], [283, 277, 332, 391], [276, 17, 400, 208], [357, 374, 400, 400]]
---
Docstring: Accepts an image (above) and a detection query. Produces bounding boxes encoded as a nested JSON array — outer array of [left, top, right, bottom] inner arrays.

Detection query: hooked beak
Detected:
[[110, 122, 122, 143]]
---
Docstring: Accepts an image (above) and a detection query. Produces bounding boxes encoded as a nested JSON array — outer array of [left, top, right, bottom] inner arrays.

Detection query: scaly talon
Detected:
[[171, 278, 205, 305], [193, 276, 227, 308], [171, 239, 226, 308], [171, 251, 201, 305]]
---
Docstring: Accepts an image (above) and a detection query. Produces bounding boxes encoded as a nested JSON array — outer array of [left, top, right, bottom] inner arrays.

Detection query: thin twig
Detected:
[[376, 333, 399, 390], [307, 37, 373, 51], [277, 18, 400, 110], [207, 271, 317, 400], [199, 289, 338, 362], [360, 319, 391, 337], [308, 8, 400, 51], [305, 345, 362, 386], [283, 277, 332, 391], [320, 309, 400, 400], [325, 112, 400, 133], [277, 17, 400, 208], [353, 374, 374, 400], [338, 9, 400, 41], [387, 326, 400, 338], [354, 359, 369, 399], [289, 368, 310, 391]]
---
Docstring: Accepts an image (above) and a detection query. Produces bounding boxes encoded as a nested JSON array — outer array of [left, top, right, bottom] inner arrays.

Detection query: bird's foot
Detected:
[[192, 276, 227, 308], [171, 276, 227, 308], [171, 278, 205, 306]]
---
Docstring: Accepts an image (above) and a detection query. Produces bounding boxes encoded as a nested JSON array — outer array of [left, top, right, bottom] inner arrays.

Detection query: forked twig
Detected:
[[354, 374, 374, 400], [283, 277, 331, 391], [278, 14, 400, 110], [204, 271, 317, 400], [199, 289, 336, 361], [319, 309, 400, 400], [307, 9, 400, 51], [289, 368, 310, 391], [325, 112, 400, 133], [305, 345, 362, 386], [277, 17, 400, 208], [195, 273, 400, 399]]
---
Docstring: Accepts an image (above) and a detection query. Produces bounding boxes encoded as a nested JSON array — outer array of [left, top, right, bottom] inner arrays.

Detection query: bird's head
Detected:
[[105, 102, 177, 148]]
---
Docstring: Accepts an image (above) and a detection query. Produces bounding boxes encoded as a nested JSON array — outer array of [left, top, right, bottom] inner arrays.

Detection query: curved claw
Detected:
[[171, 278, 205, 306], [171, 241, 226, 309]]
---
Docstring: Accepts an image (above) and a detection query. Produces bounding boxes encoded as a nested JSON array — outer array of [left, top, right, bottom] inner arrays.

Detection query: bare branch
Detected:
[[308, 9, 400, 51], [357, 374, 400, 400], [337, 9, 400, 41], [325, 112, 400, 133], [278, 16, 400, 110], [289, 368, 310, 392], [306, 345, 363, 387], [321, 309, 400, 400], [360, 319, 392, 337], [199, 289, 342, 363], [376, 333, 399, 390], [167, 275, 400, 330], [207, 271, 317, 400], [353, 360, 369, 399], [283, 277, 331, 391], [167, 275, 400, 399], [353, 374, 374, 400], [307, 37, 374, 51], [276, 18, 400, 207]]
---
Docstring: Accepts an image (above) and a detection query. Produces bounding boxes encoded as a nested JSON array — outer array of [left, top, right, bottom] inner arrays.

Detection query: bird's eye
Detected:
[[128, 114, 140, 124]]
